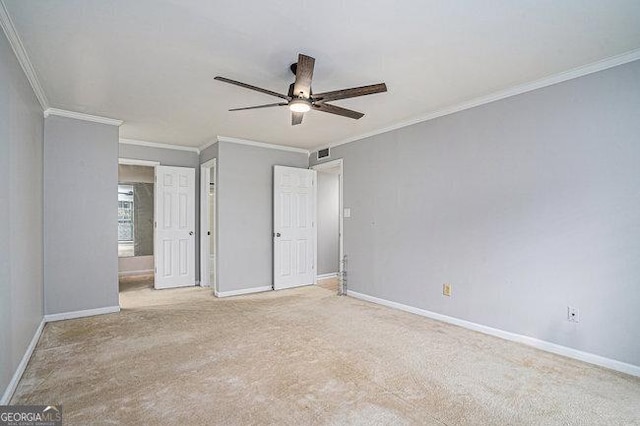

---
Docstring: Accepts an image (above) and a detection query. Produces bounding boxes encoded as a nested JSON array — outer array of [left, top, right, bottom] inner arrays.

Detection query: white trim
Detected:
[[311, 48, 640, 153], [119, 138, 199, 153], [0, 1, 48, 110], [200, 158, 217, 291], [118, 158, 160, 166], [348, 290, 640, 378], [2, 305, 122, 402], [200, 158, 217, 168], [44, 306, 120, 323], [118, 269, 154, 277], [316, 272, 338, 280], [1, 319, 45, 404], [217, 136, 309, 154], [214, 286, 272, 298], [312, 158, 343, 172], [311, 159, 344, 287], [44, 108, 123, 126]]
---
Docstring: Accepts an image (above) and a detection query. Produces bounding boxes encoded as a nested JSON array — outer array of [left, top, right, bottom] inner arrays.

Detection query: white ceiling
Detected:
[[4, 0, 640, 150]]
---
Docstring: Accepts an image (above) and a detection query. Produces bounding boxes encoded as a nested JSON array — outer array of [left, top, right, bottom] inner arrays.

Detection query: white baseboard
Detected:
[[316, 272, 338, 280], [348, 290, 640, 378], [44, 306, 121, 322], [214, 286, 272, 298], [1, 319, 46, 405], [3, 305, 121, 403], [118, 269, 153, 277]]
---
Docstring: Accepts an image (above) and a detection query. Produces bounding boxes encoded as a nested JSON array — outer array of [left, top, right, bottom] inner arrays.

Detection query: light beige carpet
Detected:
[[12, 276, 640, 425], [317, 276, 339, 293]]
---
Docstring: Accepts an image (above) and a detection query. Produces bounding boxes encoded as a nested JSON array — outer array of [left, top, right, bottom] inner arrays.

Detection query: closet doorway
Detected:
[[200, 159, 217, 292], [312, 159, 343, 292]]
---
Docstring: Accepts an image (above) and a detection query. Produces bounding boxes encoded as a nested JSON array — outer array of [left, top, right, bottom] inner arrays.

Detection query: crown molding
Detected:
[[217, 136, 309, 154], [311, 48, 640, 153], [118, 158, 160, 166], [44, 108, 123, 126], [0, 1, 48, 109], [119, 138, 200, 153]]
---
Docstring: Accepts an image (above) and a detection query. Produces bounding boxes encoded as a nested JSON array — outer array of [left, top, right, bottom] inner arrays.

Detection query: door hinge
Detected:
[[154, 267, 157, 273]]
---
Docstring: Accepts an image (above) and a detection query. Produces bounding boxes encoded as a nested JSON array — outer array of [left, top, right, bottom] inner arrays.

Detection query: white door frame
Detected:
[[311, 159, 344, 281], [200, 158, 217, 291], [119, 158, 160, 167], [117, 158, 159, 285]]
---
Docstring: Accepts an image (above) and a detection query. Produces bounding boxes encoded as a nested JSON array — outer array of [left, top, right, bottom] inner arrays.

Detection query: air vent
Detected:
[[317, 148, 330, 160]]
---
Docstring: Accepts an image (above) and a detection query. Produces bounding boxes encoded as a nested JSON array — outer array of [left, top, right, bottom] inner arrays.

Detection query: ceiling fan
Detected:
[[214, 53, 387, 125]]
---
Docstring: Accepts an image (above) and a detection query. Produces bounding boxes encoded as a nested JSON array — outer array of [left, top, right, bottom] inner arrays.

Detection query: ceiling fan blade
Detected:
[[292, 54, 315, 99], [291, 111, 304, 125], [229, 102, 287, 111], [312, 103, 364, 120], [214, 76, 290, 100], [313, 83, 387, 102]]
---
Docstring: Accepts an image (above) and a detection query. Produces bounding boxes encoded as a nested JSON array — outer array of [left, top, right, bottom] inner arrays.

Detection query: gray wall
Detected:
[[119, 144, 201, 280], [0, 29, 44, 400], [217, 141, 308, 292], [45, 116, 119, 315], [310, 60, 640, 367], [317, 170, 340, 275], [200, 142, 218, 165], [132, 182, 154, 256], [118, 164, 154, 183]]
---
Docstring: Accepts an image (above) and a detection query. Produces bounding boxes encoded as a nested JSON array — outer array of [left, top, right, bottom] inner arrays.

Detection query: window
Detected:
[[118, 185, 134, 256]]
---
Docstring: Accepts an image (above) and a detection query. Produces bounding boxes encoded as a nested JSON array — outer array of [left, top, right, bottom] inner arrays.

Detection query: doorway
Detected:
[[273, 166, 317, 290], [311, 159, 343, 292], [118, 159, 158, 296], [200, 159, 217, 292], [154, 165, 197, 289]]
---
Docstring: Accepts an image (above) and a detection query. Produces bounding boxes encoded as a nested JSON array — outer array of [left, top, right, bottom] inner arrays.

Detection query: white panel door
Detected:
[[274, 166, 316, 290], [155, 166, 196, 289]]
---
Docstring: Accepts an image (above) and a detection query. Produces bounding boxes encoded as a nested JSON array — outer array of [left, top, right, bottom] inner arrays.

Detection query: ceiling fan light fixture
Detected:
[[289, 98, 311, 113], [215, 53, 387, 125]]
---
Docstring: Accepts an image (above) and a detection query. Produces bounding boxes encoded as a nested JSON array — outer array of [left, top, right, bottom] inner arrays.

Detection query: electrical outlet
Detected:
[[443, 283, 452, 297], [567, 306, 580, 323]]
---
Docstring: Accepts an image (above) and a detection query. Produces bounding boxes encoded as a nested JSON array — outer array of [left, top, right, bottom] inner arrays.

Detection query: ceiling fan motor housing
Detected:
[[214, 53, 387, 125]]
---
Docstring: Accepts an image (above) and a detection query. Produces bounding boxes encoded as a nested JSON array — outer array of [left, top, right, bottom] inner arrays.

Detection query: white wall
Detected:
[[317, 169, 340, 275], [310, 60, 640, 367], [44, 116, 120, 315], [0, 27, 44, 400]]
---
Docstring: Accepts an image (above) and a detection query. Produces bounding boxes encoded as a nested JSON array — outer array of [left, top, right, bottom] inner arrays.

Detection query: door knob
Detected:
[[275, 232, 281, 237], [189, 231, 194, 235]]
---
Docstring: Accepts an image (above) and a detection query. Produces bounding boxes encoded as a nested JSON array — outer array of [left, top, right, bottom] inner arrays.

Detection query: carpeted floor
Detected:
[[12, 276, 640, 425]]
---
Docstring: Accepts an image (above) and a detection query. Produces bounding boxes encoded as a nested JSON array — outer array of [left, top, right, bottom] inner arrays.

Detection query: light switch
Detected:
[[344, 208, 351, 218]]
